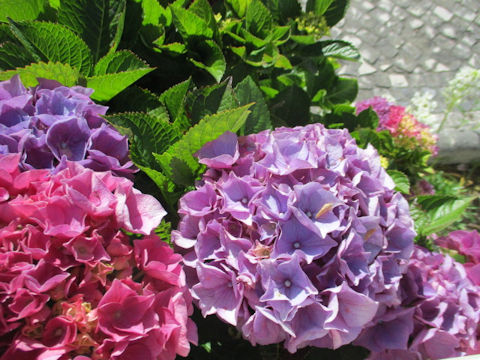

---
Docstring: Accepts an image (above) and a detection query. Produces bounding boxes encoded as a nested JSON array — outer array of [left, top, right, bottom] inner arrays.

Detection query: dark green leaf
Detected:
[[245, 0, 273, 37], [189, 39, 226, 82], [356, 108, 379, 129], [108, 86, 166, 115], [108, 0, 126, 52], [306, 0, 334, 16], [262, 0, 301, 23], [0, 41, 36, 70], [160, 78, 192, 122], [324, 0, 349, 27], [271, 85, 310, 127], [327, 77, 358, 104], [234, 76, 271, 134]]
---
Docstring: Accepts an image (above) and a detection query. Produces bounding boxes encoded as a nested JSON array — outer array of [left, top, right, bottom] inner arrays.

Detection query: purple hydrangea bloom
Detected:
[[173, 125, 416, 352], [0, 75, 135, 177], [359, 245, 480, 359]]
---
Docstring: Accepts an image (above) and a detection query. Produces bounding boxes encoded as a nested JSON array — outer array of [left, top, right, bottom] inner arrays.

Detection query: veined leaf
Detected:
[[0, 0, 45, 22], [57, 0, 110, 62], [321, 40, 360, 61], [160, 78, 192, 122], [416, 195, 476, 236], [86, 67, 154, 101], [8, 21, 93, 75], [387, 170, 410, 194], [234, 76, 271, 134], [170, 5, 213, 40], [225, 0, 249, 18], [0, 41, 36, 70], [108, 0, 126, 52], [94, 50, 150, 75], [189, 39, 226, 82], [0, 61, 79, 86], [154, 104, 252, 179], [327, 77, 358, 104], [189, 0, 218, 38], [245, 0, 273, 37]]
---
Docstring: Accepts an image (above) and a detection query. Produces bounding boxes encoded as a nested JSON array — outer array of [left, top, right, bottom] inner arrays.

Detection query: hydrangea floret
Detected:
[[356, 96, 438, 156], [0, 75, 134, 177], [360, 245, 480, 359], [0, 154, 197, 360], [173, 124, 416, 352]]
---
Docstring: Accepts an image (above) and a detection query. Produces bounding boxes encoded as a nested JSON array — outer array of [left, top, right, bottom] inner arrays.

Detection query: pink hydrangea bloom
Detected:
[[0, 154, 196, 360], [356, 97, 438, 156]]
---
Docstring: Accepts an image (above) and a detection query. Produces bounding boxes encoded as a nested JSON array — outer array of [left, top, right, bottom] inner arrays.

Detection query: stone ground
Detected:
[[329, 0, 480, 163]]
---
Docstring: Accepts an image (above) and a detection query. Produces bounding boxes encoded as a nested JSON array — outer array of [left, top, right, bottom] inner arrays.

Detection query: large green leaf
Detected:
[[387, 170, 410, 194], [225, 0, 249, 17], [327, 77, 358, 104], [8, 21, 93, 75], [94, 50, 149, 75], [415, 195, 476, 236], [270, 85, 310, 127], [324, 0, 349, 27], [0, 0, 45, 22], [170, 5, 213, 41], [189, 0, 218, 38], [154, 104, 252, 179], [245, 0, 273, 37], [262, 0, 301, 23], [0, 61, 79, 86], [57, 0, 110, 62], [86, 66, 153, 101], [234, 76, 271, 134], [105, 112, 181, 167]]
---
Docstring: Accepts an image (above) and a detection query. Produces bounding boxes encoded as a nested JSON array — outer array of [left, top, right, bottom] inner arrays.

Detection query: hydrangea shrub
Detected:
[[360, 245, 480, 359], [0, 75, 135, 177], [173, 124, 416, 352], [356, 97, 438, 156], [0, 154, 197, 360]]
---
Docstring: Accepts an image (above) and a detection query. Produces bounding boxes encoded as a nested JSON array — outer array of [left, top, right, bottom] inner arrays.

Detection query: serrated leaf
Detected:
[[245, 0, 273, 37], [105, 112, 181, 168], [94, 50, 149, 75], [0, 0, 45, 22], [9, 21, 93, 75], [416, 195, 476, 236], [170, 157, 198, 187], [321, 40, 360, 61], [189, 39, 225, 82], [155, 104, 252, 180], [0, 41, 36, 70], [387, 170, 410, 194], [0, 61, 79, 86], [57, 0, 110, 62], [170, 5, 213, 40], [234, 76, 271, 134], [86, 67, 154, 101], [160, 78, 192, 122]]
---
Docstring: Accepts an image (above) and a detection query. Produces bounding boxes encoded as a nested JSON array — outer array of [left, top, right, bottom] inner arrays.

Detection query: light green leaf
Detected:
[[155, 42, 187, 54], [189, 40, 226, 82], [170, 5, 213, 40], [0, 0, 45, 22], [160, 78, 192, 122], [321, 40, 360, 61], [387, 170, 410, 194], [416, 195, 476, 236], [0, 61, 79, 86], [234, 76, 271, 134], [137, 0, 167, 26], [86, 67, 154, 101], [8, 21, 93, 75], [94, 50, 150, 75], [245, 0, 273, 37], [226, 0, 250, 17], [189, 0, 218, 37], [290, 34, 316, 45]]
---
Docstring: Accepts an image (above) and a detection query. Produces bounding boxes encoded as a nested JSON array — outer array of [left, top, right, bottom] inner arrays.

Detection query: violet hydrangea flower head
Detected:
[[360, 245, 480, 359], [0, 154, 197, 360], [0, 75, 135, 177], [356, 97, 438, 156], [173, 125, 416, 352]]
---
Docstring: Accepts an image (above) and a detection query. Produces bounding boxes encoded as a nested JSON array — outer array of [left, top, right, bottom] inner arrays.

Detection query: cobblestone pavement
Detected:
[[330, 0, 480, 114]]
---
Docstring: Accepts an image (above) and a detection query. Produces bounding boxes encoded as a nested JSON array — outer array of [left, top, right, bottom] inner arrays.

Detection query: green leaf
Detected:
[[108, 86, 165, 115], [0, 0, 45, 22], [86, 67, 153, 101], [137, 0, 167, 26], [320, 40, 360, 61], [225, 0, 249, 17], [356, 108, 379, 129], [94, 50, 149, 75], [188, 81, 238, 123], [245, 0, 273, 37], [155, 104, 252, 179], [234, 76, 271, 134], [170, 5, 213, 40], [0, 61, 79, 86], [290, 34, 316, 45], [416, 195, 476, 236], [160, 78, 192, 122], [387, 170, 410, 194], [57, 0, 111, 62], [105, 112, 181, 167], [323, 0, 349, 27], [189, 0, 218, 38], [0, 41, 36, 70], [262, 0, 301, 22], [306, 0, 334, 16], [108, 0, 126, 52], [189, 39, 226, 82], [271, 85, 310, 127], [8, 21, 93, 75], [170, 157, 198, 187], [327, 77, 358, 104], [155, 42, 187, 54]]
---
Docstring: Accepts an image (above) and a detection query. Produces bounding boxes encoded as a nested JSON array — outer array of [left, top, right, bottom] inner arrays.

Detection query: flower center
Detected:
[[305, 211, 312, 218], [241, 197, 248, 205], [293, 241, 301, 249], [284, 279, 292, 288]]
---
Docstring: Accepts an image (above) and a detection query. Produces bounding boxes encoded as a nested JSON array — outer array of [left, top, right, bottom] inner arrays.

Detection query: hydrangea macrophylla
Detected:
[[0, 75, 135, 177], [436, 230, 480, 286], [356, 96, 438, 156], [359, 245, 480, 359], [0, 154, 197, 360], [173, 124, 416, 352]]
